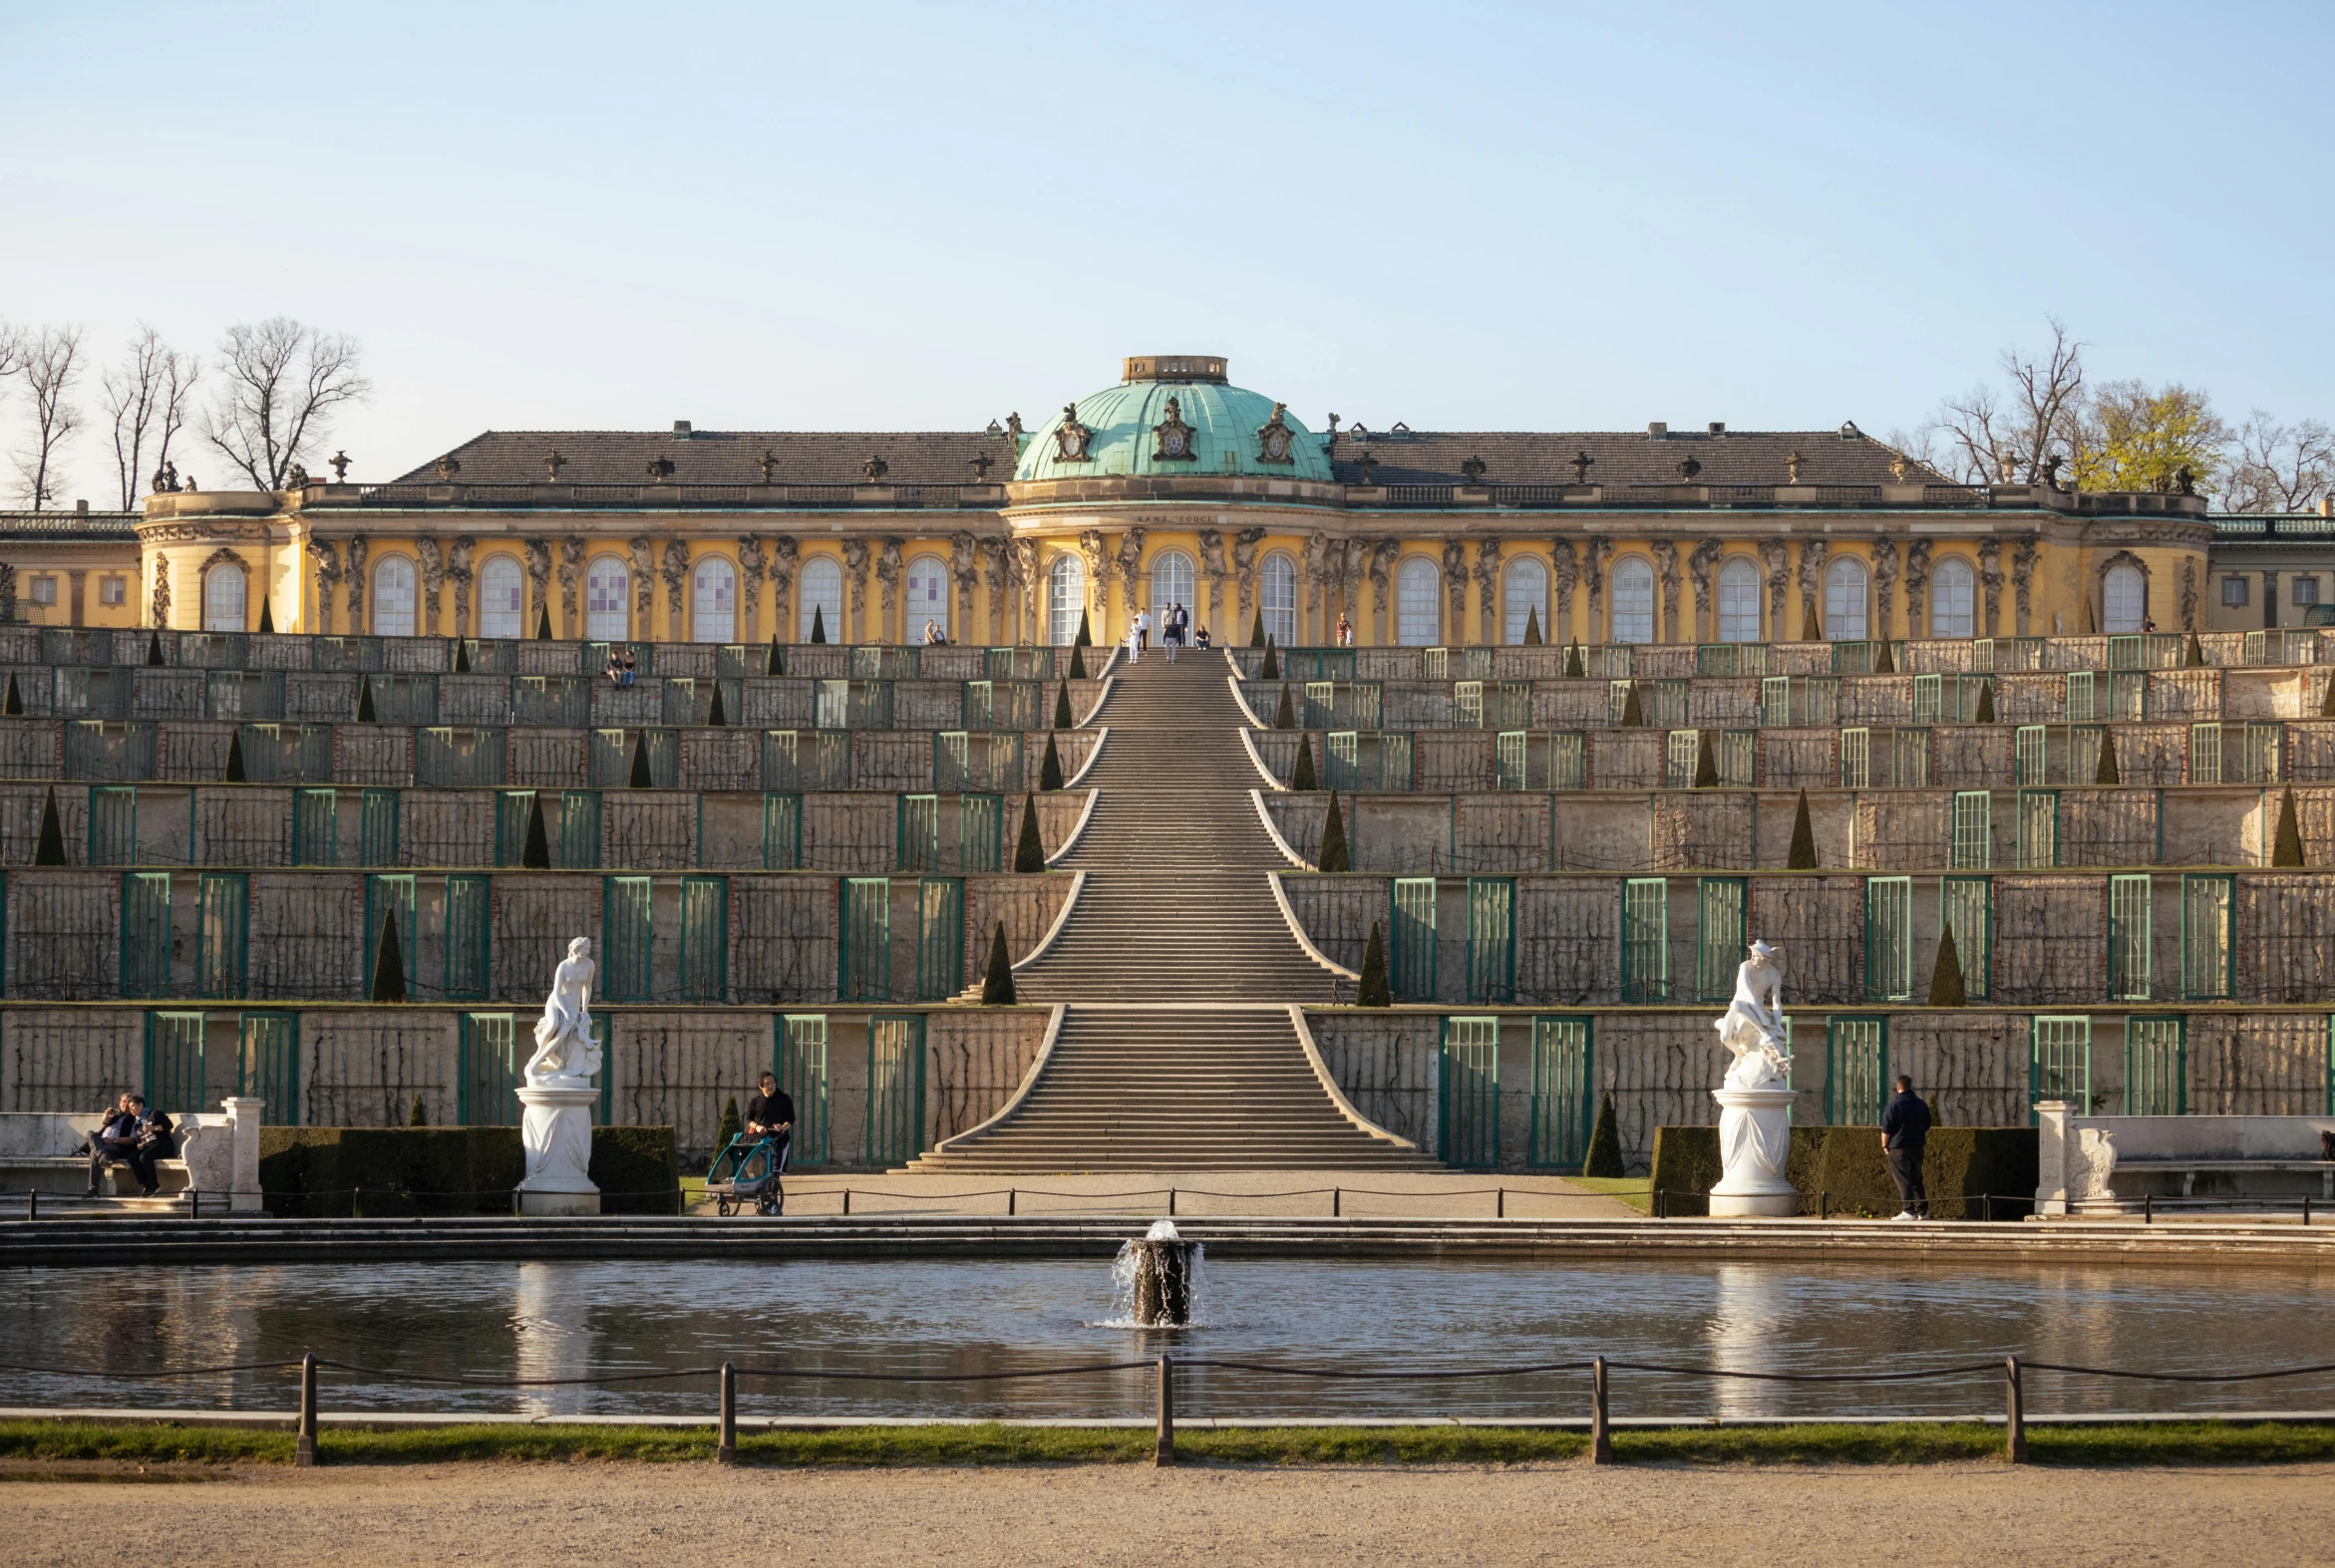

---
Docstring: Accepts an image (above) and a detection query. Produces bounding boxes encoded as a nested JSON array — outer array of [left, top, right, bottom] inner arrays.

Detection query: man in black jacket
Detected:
[[1879, 1075, 1932, 1220]]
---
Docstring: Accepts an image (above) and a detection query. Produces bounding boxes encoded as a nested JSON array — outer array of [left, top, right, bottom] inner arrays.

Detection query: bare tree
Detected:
[[100, 324, 199, 510], [1927, 318, 2088, 484], [8, 325, 86, 510], [2221, 411, 2334, 513], [200, 317, 372, 490]]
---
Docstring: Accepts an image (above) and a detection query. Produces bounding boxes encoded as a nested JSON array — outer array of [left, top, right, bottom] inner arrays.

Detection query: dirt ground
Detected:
[[1, 1460, 2328, 1566]]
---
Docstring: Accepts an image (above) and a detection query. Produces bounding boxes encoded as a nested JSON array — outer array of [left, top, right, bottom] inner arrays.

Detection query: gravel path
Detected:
[[2, 1460, 2326, 1566]]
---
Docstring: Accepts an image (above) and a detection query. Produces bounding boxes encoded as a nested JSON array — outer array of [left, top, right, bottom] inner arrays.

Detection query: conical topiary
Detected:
[[1693, 728, 1719, 787], [980, 921, 1016, 1005], [1619, 684, 1643, 728], [1053, 680, 1073, 729], [409, 1093, 428, 1127], [1318, 790, 1350, 872], [34, 786, 66, 865], [2185, 632, 2204, 668], [1261, 638, 1279, 679], [454, 639, 471, 673], [1275, 683, 1296, 729], [2321, 674, 2335, 719], [1787, 787, 1819, 869], [1523, 605, 1543, 646], [1801, 600, 1821, 641], [717, 1095, 742, 1151], [706, 681, 728, 727], [1031, 735, 1060, 793], [1075, 609, 1093, 647], [628, 732, 654, 788], [357, 674, 379, 723], [767, 636, 785, 676], [2079, 596, 2098, 635], [1291, 732, 1318, 790], [2095, 728, 2121, 784], [1927, 922, 1967, 1007], [521, 791, 551, 868], [1013, 792, 1044, 871], [1975, 680, 1996, 723], [1251, 609, 1267, 648], [1583, 1091, 1625, 1178], [2274, 786, 2306, 866], [536, 604, 554, 639], [369, 908, 409, 1003], [1356, 920, 1392, 1007], [1873, 638, 1893, 674], [1564, 641, 1584, 678], [224, 728, 246, 784], [3, 672, 20, 715], [810, 604, 828, 644], [147, 630, 166, 666], [1068, 642, 1088, 680], [256, 595, 274, 635]]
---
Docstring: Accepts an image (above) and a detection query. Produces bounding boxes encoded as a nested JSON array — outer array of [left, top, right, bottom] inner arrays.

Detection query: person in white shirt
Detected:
[[1124, 620, 1140, 664], [1134, 609, 1151, 652]]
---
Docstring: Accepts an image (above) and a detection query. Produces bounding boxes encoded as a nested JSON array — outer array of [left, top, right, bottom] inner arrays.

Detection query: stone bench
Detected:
[[0, 1100, 264, 1209], [2036, 1105, 2335, 1213], [2113, 1159, 2335, 1200]]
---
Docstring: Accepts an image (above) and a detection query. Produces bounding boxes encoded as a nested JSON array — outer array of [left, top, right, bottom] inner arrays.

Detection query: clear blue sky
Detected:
[[4, 0, 2329, 498]]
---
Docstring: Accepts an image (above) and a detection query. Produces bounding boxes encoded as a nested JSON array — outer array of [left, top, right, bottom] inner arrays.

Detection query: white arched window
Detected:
[[202, 561, 247, 632], [1611, 559, 1655, 644], [1397, 556, 1440, 646], [1261, 552, 1297, 646], [904, 553, 949, 642], [799, 556, 842, 642], [2103, 562, 2147, 633], [1931, 558, 1976, 639], [1047, 554, 1087, 645], [1149, 549, 1195, 624], [692, 556, 737, 642], [585, 555, 630, 642], [1825, 556, 1868, 641], [1503, 555, 1547, 644], [1717, 557, 1761, 643], [372, 557, 417, 638], [480, 556, 525, 639]]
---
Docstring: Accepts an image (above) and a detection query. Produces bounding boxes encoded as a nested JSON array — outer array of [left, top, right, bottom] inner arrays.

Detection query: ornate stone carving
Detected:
[[1074, 531, 1110, 627], [308, 537, 341, 637], [841, 539, 871, 638], [1115, 528, 1148, 617], [345, 536, 370, 633], [2179, 556, 2198, 631], [1687, 539, 1721, 641], [1977, 539, 2003, 638], [416, 537, 446, 634], [768, 535, 799, 640], [874, 538, 902, 640], [2011, 539, 2039, 637], [663, 539, 692, 635], [1197, 528, 1228, 633], [1903, 539, 1932, 638], [1340, 536, 1368, 624], [1474, 538, 1502, 644], [448, 538, 474, 636], [1442, 540, 1467, 639], [1796, 538, 1830, 638], [523, 538, 552, 635], [1871, 536, 1899, 643], [149, 556, 171, 629], [1232, 527, 1266, 634], [1757, 537, 1790, 638], [1256, 403, 1296, 465], [1009, 538, 1040, 644], [1302, 531, 1333, 642], [980, 537, 1011, 643], [557, 537, 585, 632], [1369, 538, 1400, 644], [1549, 540, 1578, 642], [1651, 539, 1681, 644], [1053, 404, 1094, 463], [736, 535, 766, 636], [628, 538, 655, 625], [1583, 536, 1611, 641], [950, 532, 979, 639], [1152, 398, 1197, 462]]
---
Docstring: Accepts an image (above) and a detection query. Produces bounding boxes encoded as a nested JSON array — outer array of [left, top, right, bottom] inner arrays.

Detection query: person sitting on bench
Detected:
[[128, 1103, 177, 1198], [86, 1093, 140, 1195]]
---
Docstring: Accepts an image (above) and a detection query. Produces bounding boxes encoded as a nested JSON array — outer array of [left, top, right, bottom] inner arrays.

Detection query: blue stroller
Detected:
[[706, 1131, 789, 1216]]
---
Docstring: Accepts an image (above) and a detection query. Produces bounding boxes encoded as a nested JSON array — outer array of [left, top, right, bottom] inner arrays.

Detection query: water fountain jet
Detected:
[[1116, 1219, 1201, 1327]]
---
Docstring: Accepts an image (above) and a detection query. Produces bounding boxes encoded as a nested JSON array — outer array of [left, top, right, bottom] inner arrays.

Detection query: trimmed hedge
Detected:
[[259, 1125, 677, 1216], [1649, 1123, 2036, 1219]]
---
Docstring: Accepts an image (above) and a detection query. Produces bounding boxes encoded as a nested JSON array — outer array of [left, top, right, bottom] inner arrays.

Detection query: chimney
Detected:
[[1708, 422, 1726, 435], [672, 421, 693, 439], [2321, 496, 2333, 518], [75, 498, 89, 515], [1647, 422, 1668, 438]]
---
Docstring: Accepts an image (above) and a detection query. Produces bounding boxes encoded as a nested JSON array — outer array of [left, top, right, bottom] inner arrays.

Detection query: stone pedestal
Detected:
[[1709, 1086, 1798, 1217], [517, 1084, 600, 1217]]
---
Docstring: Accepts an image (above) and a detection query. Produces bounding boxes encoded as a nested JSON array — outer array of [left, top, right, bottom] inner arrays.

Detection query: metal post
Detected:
[[716, 1362, 737, 1465], [1168, 1187, 1176, 1218], [1983, 1192, 1992, 1223], [2305, 1196, 2312, 1227], [1007, 1188, 1016, 1217], [1497, 1187, 1505, 1219], [841, 1188, 850, 1216], [1819, 1190, 1829, 1221], [295, 1353, 318, 1467], [351, 1186, 361, 1219], [1654, 1188, 1665, 1220], [1154, 1355, 1175, 1467], [1332, 1187, 1340, 1218], [2004, 1356, 2027, 1463], [2144, 1193, 2153, 1225], [188, 1190, 198, 1220], [1589, 1355, 1612, 1464]]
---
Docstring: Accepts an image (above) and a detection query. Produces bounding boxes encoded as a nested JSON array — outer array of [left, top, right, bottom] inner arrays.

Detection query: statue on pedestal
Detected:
[[517, 937, 602, 1216], [1708, 940, 1798, 1217]]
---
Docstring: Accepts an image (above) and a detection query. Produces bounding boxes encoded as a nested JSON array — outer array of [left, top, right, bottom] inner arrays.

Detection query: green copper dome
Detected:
[[1014, 356, 1332, 483]]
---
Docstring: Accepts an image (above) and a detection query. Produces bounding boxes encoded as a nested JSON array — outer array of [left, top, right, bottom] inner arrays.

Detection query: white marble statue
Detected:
[[524, 937, 602, 1090], [517, 937, 601, 1214], [1708, 940, 1798, 1217], [1713, 940, 1792, 1089]]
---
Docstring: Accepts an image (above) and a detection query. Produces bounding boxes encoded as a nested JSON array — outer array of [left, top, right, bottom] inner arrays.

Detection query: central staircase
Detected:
[[909, 650, 1437, 1172]]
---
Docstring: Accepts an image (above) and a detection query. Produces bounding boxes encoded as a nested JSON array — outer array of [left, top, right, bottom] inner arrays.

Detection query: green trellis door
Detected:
[[1940, 876, 1993, 1001], [678, 876, 729, 1003], [917, 878, 965, 1001], [777, 1014, 831, 1166], [1465, 878, 1514, 1004], [144, 1010, 208, 1114], [443, 875, 491, 1002], [121, 872, 172, 999], [1696, 877, 1748, 1003], [959, 794, 1003, 872], [864, 1015, 926, 1165], [1439, 1015, 1501, 1170], [762, 792, 804, 870], [364, 873, 417, 994], [237, 1012, 299, 1123], [459, 1012, 521, 1125], [1391, 878, 1438, 1002], [89, 785, 138, 865], [840, 878, 892, 1002], [195, 873, 248, 1000], [1825, 1015, 1888, 1124], [1527, 1015, 1593, 1170], [601, 876, 654, 1002], [2031, 1015, 2093, 1117], [2179, 874, 2233, 1000], [1621, 878, 1669, 1003], [1864, 876, 1913, 1003], [2124, 1016, 2186, 1115]]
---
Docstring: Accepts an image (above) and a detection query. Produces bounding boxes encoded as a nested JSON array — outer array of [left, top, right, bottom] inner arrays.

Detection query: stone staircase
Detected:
[[912, 651, 1438, 1173]]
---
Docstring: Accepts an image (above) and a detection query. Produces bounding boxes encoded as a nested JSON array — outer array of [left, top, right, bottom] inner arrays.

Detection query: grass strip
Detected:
[[1565, 1177, 1653, 1215], [4, 1418, 2333, 1468]]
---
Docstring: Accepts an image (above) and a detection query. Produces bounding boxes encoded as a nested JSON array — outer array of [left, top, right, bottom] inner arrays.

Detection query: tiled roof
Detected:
[[1326, 426, 1945, 488], [396, 429, 1020, 486]]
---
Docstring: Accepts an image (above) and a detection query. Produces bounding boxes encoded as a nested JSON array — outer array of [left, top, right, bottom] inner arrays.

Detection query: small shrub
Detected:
[[1014, 794, 1044, 871], [717, 1096, 742, 1152], [1318, 791, 1350, 872], [408, 1094, 428, 1127], [1356, 921, 1391, 1007], [2275, 786, 2306, 866], [1787, 788, 1818, 869], [1274, 683, 1295, 729], [1584, 1092, 1625, 1178], [1039, 733, 1064, 790], [1290, 733, 1318, 790], [980, 921, 1016, 1005], [33, 786, 66, 865]]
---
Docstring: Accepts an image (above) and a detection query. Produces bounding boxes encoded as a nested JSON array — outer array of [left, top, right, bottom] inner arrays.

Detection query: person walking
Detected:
[[1134, 608, 1151, 653], [1880, 1074, 1931, 1220]]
